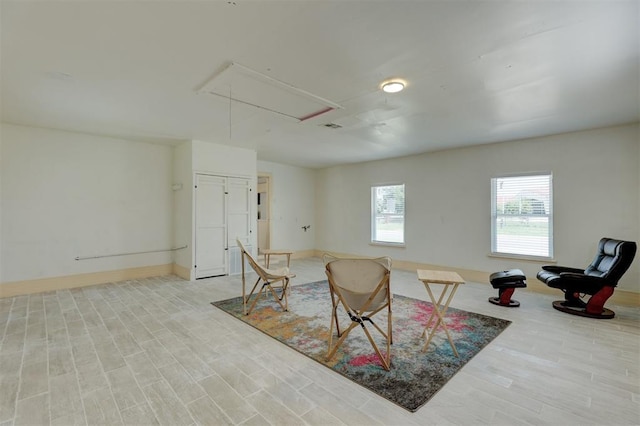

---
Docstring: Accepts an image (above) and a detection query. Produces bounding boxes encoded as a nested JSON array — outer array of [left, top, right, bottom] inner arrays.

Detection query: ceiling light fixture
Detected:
[[381, 80, 405, 93]]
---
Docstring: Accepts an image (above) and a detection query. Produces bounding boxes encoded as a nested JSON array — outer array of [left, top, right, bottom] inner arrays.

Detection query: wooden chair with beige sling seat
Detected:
[[323, 254, 393, 371], [237, 239, 296, 316]]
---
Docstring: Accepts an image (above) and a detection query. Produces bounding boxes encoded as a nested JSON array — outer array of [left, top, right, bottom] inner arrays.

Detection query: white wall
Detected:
[[0, 124, 174, 283], [2, 124, 636, 291], [258, 160, 316, 252], [192, 139, 257, 178], [0, 125, 3, 282], [315, 124, 639, 292], [172, 141, 193, 271]]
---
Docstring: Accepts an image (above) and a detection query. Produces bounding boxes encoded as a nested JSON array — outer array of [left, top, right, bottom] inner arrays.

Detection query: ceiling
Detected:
[[1, 1, 638, 169]]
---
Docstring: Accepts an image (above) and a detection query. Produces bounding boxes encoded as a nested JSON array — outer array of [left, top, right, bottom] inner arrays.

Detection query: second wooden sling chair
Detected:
[[237, 239, 296, 316], [323, 254, 393, 370]]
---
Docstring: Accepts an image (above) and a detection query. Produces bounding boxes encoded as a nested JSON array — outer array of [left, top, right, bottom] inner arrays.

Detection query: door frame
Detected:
[[257, 172, 272, 254]]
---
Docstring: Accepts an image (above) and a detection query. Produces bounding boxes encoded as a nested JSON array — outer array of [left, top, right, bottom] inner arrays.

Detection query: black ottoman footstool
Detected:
[[489, 269, 527, 307]]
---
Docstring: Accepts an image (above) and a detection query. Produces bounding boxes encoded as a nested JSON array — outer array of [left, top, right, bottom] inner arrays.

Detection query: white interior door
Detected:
[[195, 174, 227, 278], [227, 178, 253, 275], [227, 177, 251, 248]]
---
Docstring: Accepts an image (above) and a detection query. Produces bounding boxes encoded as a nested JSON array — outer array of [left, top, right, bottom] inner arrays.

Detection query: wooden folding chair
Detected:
[[238, 239, 296, 315], [323, 254, 393, 371]]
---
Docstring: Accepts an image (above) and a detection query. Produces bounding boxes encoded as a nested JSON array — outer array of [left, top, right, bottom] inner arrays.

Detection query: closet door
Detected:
[[227, 178, 252, 275], [194, 174, 227, 278], [227, 178, 252, 247]]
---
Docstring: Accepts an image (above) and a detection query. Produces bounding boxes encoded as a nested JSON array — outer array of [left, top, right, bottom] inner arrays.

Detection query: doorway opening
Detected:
[[257, 173, 271, 254]]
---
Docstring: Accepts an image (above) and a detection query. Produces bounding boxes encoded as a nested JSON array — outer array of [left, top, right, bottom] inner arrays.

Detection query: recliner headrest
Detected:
[[586, 237, 637, 283], [601, 238, 622, 256]]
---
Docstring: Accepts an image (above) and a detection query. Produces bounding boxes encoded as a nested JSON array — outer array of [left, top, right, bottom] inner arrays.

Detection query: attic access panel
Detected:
[[197, 62, 342, 122]]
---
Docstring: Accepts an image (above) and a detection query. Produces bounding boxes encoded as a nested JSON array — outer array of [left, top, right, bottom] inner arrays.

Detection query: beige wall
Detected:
[[1, 123, 637, 298], [172, 141, 193, 273], [1, 124, 174, 284], [0, 129, 260, 292], [0, 124, 3, 284], [315, 124, 639, 293], [192, 139, 257, 178], [257, 161, 316, 252]]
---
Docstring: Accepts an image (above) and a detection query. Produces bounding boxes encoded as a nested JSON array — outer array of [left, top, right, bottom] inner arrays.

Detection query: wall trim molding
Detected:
[[0, 264, 173, 298], [172, 263, 192, 280], [2, 254, 638, 308], [312, 250, 640, 307], [291, 250, 316, 260]]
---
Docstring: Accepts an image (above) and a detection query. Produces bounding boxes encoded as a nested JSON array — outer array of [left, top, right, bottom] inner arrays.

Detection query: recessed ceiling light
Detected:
[[381, 80, 405, 93]]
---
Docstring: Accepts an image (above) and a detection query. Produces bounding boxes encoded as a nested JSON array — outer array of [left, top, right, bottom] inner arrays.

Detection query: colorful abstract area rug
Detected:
[[212, 280, 511, 412]]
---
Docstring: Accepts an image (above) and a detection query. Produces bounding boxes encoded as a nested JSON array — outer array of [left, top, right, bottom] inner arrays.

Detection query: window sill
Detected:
[[488, 252, 556, 263], [370, 241, 406, 248]]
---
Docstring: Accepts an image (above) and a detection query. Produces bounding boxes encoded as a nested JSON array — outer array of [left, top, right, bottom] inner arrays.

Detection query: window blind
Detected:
[[491, 174, 553, 258]]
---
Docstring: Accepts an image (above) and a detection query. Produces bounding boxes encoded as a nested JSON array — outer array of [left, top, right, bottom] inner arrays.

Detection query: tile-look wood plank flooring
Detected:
[[1, 257, 638, 425]]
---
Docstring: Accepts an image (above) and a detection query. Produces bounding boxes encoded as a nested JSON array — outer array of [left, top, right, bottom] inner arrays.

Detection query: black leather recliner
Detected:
[[537, 238, 637, 319]]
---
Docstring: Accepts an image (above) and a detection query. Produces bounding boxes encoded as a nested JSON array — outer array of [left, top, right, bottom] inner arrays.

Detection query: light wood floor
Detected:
[[1, 257, 638, 425]]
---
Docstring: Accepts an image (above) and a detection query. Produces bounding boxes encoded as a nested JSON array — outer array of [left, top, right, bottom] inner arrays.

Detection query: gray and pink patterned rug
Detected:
[[212, 280, 510, 412]]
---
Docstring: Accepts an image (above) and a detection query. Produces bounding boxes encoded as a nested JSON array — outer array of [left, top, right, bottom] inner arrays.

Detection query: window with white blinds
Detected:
[[491, 173, 553, 258], [371, 184, 405, 245]]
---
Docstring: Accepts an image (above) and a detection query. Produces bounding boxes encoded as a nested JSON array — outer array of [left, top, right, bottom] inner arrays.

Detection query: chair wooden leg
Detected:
[[266, 282, 287, 312], [326, 322, 358, 362], [327, 303, 343, 359], [388, 304, 393, 345], [282, 277, 289, 311], [329, 291, 341, 337], [246, 276, 293, 315], [361, 324, 390, 371], [244, 277, 263, 315], [368, 317, 388, 342], [246, 283, 268, 316], [326, 311, 392, 371], [366, 312, 392, 368], [327, 306, 335, 355]]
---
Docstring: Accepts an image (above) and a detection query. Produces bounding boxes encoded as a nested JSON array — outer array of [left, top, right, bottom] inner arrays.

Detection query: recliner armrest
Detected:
[[542, 265, 584, 274], [558, 272, 612, 286]]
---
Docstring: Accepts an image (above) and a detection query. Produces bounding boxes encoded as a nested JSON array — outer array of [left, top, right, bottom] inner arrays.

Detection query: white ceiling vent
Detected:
[[197, 62, 342, 122]]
